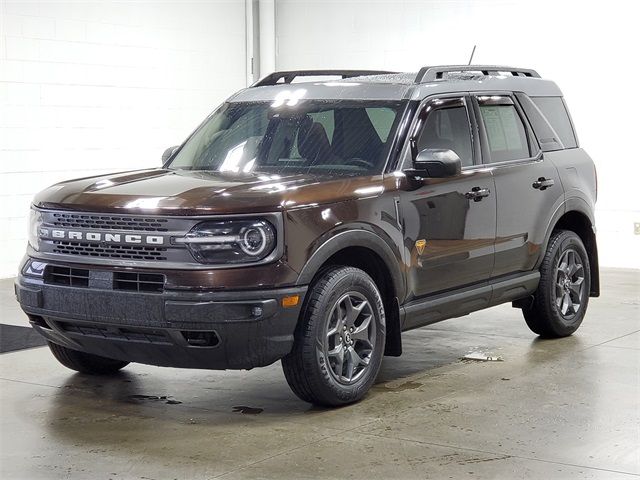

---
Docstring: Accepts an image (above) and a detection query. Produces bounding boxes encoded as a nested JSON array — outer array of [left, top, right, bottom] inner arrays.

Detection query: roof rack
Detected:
[[252, 69, 397, 87], [414, 65, 540, 83]]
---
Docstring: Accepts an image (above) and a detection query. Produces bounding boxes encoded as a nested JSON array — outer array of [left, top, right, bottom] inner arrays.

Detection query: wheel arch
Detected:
[[296, 229, 405, 356], [541, 201, 599, 297]]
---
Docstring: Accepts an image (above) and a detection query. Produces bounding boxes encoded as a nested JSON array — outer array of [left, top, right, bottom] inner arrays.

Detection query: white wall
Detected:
[[1, 0, 638, 278], [276, 0, 640, 268], [0, 0, 247, 277]]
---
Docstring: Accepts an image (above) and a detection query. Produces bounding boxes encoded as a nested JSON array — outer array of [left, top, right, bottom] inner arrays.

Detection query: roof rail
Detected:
[[252, 69, 397, 87], [414, 65, 540, 83]]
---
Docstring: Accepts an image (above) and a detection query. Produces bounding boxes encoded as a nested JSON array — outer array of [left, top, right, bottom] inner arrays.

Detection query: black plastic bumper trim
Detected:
[[16, 275, 307, 370]]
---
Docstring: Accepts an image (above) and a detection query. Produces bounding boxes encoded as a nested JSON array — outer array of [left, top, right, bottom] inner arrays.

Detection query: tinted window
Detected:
[[417, 106, 473, 167], [515, 92, 563, 152], [479, 105, 530, 162], [169, 101, 404, 176], [532, 96, 577, 148]]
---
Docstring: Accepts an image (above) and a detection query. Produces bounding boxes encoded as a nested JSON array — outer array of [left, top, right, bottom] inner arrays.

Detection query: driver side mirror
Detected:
[[162, 145, 179, 164], [411, 148, 462, 178]]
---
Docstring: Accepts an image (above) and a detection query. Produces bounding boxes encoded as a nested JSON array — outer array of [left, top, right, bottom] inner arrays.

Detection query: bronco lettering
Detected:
[[42, 229, 164, 245]]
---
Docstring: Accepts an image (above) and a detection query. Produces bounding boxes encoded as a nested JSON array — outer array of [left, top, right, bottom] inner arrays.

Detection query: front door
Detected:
[[397, 95, 496, 303]]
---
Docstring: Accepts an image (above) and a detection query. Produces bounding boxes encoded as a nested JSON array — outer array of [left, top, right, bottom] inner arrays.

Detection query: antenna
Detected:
[[467, 45, 476, 65]]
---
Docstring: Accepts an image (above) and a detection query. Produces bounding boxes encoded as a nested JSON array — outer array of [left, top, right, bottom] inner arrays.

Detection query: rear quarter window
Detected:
[[531, 96, 578, 148]]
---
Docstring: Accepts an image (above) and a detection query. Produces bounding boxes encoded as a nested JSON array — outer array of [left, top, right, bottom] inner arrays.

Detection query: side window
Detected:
[[478, 100, 530, 162], [531, 96, 577, 148], [416, 105, 473, 167]]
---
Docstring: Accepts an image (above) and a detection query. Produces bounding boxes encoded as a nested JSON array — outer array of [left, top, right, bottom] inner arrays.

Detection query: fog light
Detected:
[[22, 260, 46, 277]]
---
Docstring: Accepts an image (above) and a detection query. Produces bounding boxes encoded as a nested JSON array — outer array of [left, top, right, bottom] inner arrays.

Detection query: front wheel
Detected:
[[48, 342, 129, 374], [282, 266, 385, 407], [522, 229, 591, 337]]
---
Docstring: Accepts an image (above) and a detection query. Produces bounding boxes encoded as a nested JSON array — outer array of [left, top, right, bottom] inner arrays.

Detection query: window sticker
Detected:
[[481, 105, 524, 152]]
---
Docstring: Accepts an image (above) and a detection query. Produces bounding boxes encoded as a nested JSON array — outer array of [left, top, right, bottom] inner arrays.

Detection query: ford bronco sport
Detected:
[[16, 65, 599, 406]]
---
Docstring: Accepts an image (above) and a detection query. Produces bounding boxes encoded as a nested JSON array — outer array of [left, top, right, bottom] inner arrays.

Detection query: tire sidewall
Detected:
[[543, 232, 591, 335], [307, 268, 386, 404]]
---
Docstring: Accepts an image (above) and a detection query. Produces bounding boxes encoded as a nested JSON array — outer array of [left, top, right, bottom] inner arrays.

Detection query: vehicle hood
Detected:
[[33, 168, 387, 215]]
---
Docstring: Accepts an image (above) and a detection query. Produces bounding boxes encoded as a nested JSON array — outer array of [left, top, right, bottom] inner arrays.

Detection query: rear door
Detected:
[[471, 93, 564, 277], [397, 95, 496, 302]]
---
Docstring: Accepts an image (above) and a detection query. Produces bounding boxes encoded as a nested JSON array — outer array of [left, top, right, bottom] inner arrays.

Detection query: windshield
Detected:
[[167, 100, 405, 176]]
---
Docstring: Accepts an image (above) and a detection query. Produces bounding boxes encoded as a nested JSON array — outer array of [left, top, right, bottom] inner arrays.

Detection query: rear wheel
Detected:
[[282, 266, 385, 407], [48, 342, 129, 374], [523, 230, 590, 337]]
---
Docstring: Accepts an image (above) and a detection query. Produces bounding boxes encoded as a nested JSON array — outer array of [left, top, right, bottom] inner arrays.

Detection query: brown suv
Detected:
[[16, 66, 599, 406]]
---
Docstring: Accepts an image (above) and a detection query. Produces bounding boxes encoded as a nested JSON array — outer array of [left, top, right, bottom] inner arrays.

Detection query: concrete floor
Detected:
[[0, 268, 638, 479]]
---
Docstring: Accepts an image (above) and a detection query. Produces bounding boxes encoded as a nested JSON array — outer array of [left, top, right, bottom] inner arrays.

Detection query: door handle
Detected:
[[532, 177, 555, 190], [465, 186, 491, 202]]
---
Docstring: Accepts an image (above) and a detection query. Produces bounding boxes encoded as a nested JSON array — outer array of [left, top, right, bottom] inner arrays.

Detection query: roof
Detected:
[[229, 66, 563, 103]]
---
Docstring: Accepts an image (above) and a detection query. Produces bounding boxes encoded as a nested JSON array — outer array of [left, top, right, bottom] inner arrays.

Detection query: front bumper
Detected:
[[16, 271, 307, 370]]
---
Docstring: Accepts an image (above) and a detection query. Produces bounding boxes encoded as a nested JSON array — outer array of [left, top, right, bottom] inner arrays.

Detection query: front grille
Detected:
[[114, 272, 165, 293], [53, 241, 168, 261], [39, 209, 214, 266], [44, 266, 89, 287], [51, 213, 169, 232], [57, 321, 170, 344]]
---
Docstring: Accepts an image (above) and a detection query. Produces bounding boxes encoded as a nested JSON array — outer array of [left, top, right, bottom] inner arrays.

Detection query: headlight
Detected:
[[28, 208, 43, 251], [175, 219, 277, 264]]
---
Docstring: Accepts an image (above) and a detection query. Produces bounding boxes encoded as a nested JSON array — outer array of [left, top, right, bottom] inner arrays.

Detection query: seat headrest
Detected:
[[297, 118, 331, 162]]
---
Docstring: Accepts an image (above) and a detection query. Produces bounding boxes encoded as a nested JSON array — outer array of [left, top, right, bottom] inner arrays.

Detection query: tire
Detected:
[[523, 229, 590, 338], [48, 342, 129, 374], [282, 266, 386, 407]]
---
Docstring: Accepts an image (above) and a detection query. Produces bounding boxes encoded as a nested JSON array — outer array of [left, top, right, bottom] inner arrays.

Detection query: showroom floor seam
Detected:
[[356, 431, 640, 477], [211, 419, 385, 479], [588, 329, 640, 348]]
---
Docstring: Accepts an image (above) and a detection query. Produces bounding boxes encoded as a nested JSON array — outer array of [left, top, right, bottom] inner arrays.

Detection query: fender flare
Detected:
[[537, 197, 595, 268], [563, 197, 596, 226], [538, 197, 599, 296], [296, 228, 405, 302], [536, 202, 567, 270]]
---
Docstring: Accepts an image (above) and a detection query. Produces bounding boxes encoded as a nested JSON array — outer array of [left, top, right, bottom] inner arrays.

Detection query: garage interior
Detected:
[[1, 1, 638, 479]]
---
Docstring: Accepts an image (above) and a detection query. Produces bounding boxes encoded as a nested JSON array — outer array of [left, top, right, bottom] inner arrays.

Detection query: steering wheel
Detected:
[[344, 158, 374, 170]]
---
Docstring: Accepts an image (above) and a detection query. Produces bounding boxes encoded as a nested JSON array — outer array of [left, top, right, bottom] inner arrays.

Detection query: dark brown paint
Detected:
[[34, 169, 392, 215], [27, 163, 544, 308]]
